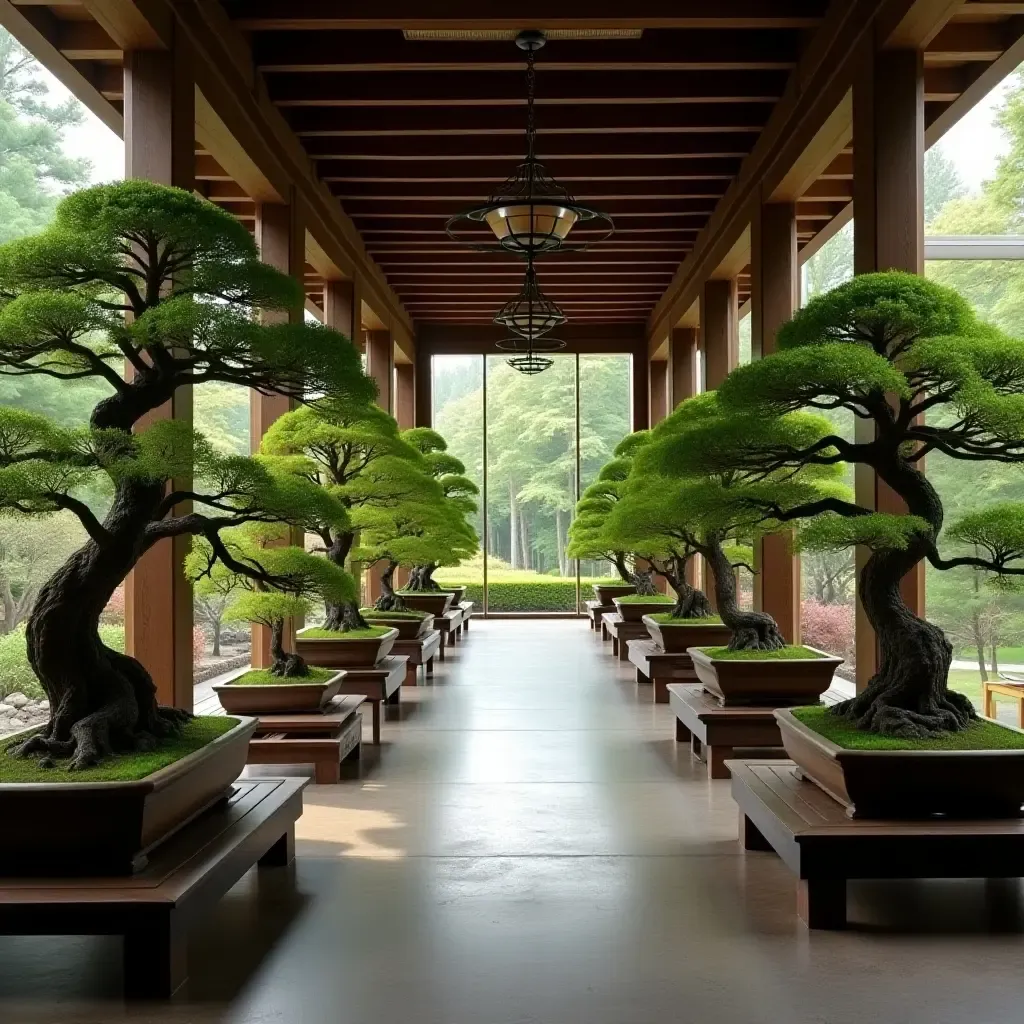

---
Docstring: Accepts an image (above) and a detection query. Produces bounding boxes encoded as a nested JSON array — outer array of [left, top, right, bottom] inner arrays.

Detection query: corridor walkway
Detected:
[[3, 619, 1024, 1023]]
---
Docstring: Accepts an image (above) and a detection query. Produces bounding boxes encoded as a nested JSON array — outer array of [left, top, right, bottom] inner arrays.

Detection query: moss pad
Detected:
[[229, 667, 336, 687], [360, 608, 429, 621], [699, 645, 825, 661], [648, 613, 724, 625], [615, 594, 674, 604], [0, 716, 239, 784], [300, 626, 393, 640], [793, 705, 1024, 751]]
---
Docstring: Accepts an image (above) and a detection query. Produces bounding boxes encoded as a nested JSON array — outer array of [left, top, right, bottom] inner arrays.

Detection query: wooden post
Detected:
[[853, 44, 925, 690], [649, 359, 669, 426], [750, 200, 801, 644], [251, 197, 305, 667], [122, 44, 195, 711], [670, 327, 701, 589], [395, 363, 415, 429], [323, 277, 364, 344], [632, 346, 650, 431], [364, 329, 394, 602]]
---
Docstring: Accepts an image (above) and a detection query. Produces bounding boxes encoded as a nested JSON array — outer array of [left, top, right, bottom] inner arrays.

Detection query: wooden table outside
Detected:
[[983, 677, 1024, 727]]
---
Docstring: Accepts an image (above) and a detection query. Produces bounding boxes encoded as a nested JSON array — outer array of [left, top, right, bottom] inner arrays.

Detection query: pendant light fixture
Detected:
[[445, 30, 614, 256], [492, 260, 566, 340]]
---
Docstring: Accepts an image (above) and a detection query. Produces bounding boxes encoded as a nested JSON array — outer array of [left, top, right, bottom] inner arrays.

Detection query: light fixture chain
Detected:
[[525, 48, 536, 163]]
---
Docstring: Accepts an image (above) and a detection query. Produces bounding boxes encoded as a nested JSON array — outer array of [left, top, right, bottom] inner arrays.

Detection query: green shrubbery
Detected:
[[0, 625, 125, 701], [444, 579, 618, 612]]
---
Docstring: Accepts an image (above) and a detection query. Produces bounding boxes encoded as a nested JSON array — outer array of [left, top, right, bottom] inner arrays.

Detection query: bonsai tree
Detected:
[[568, 430, 660, 596], [632, 392, 845, 649], [186, 528, 355, 677], [708, 271, 1024, 737], [0, 181, 371, 768], [399, 427, 479, 591], [258, 399, 428, 631]]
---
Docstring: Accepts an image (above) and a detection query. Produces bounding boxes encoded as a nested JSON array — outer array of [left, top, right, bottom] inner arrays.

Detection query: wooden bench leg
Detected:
[[741, 812, 774, 852], [636, 667, 651, 685], [707, 745, 730, 780], [675, 718, 691, 743], [314, 759, 341, 785], [983, 684, 995, 719], [611, 637, 618, 656], [386, 685, 402, 706], [403, 662, 417, 687], [618, 638, 630, 661], [259, 825, 296, 867], [438, 637, 446, 661], [372, 700, 381, 744], [797, 877, 847, 929], [124, 912, 187, 1000], [426, 656, 434, 677], [653, 677, 669, 704], [691, 735, 702, 757]]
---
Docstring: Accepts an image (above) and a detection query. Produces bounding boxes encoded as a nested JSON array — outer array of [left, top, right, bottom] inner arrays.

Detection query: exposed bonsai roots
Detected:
[[374, 561, 409, 612], [632, 568, 658, 596], [670, 584, 714, 620], [703, 537, 785, 651], [408, 564, 442, 592], [323, 600, 370, 633]]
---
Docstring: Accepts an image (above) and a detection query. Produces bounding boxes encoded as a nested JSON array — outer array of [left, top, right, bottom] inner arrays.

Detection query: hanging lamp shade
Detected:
[[506, 352, 555, 375], [492, 263, 566, 340]]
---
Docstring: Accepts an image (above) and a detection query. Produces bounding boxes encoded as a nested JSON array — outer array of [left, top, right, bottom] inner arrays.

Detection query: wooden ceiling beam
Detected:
[[345, 198, 722, 216], [924, 19, 1022, 62], [267, 69, 790, 106], [328, 177, 734, 198], [322, 158, 737, 181], [194, 154, 234, 181], [57, 20, 121, 60]]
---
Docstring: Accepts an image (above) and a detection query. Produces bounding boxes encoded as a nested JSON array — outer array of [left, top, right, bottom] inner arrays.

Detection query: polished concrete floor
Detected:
[[4, 619, 1024, 1023]]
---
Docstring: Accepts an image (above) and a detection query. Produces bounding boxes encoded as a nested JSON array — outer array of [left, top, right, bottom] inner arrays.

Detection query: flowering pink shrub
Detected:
[[801, 599, 855, 671]]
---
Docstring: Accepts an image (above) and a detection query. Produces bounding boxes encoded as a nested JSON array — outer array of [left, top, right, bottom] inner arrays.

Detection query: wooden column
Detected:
[[122, 44, 195, 711], [699, 278, 739, 608], [251, 197, 305, 667], [751, 200, 801, 644], [365, 330, 393, 416], [649, 359, 669, 426], [670, 327, 701, 589], [853, 44, 925, 689], [324, 277, 363, 344], [415, 335, 432, 427], [632, 347, 650, 431], [395, 363, 415, 429]]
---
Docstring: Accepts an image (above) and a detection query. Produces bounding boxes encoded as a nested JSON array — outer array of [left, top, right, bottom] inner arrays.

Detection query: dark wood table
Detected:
[[393, 628, 442, 686], [628, 639, 698, 703], [247, 696, 364, 783], [434, 607, 464, 655], [458, 600, 474, 632], [586, 599, 615, 631], [603, 612, 650, 661], [0, 778, 305, 999], [336, 655, 408, 743], [669, 684, 783, 778], [729, 758, 1024, 929]]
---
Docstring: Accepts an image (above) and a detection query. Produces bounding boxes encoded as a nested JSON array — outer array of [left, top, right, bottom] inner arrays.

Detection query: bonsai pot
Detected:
[[776, 708, 1024, 818], [361, 613, 432, 640], [398, 592, 454, 616], [593, 583, 636, 605], [0, 716, 256, 876], [213, 669, 344, 714], [296, 626, 399, 668], [612, 596, 675, 622], [688, 646, 842, 708], [642, 616, 732, 654], [439, 585, 467, 605]]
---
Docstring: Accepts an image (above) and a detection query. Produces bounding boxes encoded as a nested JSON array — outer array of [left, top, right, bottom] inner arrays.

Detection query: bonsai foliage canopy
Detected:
[[0, 180, 371, 768], [711, 271, 1024, 737]]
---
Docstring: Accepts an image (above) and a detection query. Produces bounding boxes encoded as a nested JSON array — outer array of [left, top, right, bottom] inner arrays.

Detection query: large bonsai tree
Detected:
[[0, 181, 371, 768], [399, 427, 479, 591], [710, 271, 1024, 737], [568, 431, 659, 595], [258, 399, 427, 631], [632, 393, 845, 649]]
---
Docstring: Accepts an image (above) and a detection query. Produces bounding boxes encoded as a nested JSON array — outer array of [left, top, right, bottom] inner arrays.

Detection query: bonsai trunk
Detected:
[[833, 459, 973, 738], [408, 563, 441, 592], [321, 530, 369, 632], [632, 567, 658, 596], [268, 617, 309, 678], [15, 479, 189, 770], [373, 561, 409, 612], [704, 538, 784, 651], [664, 557, 713, 619], [612, 552, 633, 585]]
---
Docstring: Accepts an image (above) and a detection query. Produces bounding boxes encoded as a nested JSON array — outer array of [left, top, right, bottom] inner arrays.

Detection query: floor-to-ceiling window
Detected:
[[432, 351, 632, 614]]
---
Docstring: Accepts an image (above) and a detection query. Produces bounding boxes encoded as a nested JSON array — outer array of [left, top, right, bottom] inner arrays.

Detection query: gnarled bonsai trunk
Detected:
[[632, 567, 658, 596], [408, 563, 441, 592], [320, 530, 369, 632], [704, 537, 784, 651], [662, 556, 713, 619], [612, 552, 634, 585], [373, 561, 408, 612], [269, 617, 309, 677]]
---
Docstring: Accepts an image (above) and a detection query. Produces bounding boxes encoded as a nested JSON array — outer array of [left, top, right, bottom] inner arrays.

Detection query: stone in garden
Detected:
[[6, 692, 29, 709], [38, 699, 49, 712], [0, 703, 13, 716]]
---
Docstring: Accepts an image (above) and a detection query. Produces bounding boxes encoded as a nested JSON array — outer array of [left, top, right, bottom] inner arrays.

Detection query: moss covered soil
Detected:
[[698, 645, 825, 661], [648, 613, 724, 625], [0, 716, 239, 784], [615, 594, 674, 604], [793, 705, 1024, 751], [299, 626, 393, 640], [228, 667, 336, 687], [360, 608, 429, 620]]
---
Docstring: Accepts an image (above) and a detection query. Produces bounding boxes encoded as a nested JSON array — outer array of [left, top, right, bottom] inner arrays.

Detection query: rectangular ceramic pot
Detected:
[[776, 708, 1024, 818], [296, 627, 399, 668], [361, 614, 431, 640], [594, 583, 636, 605], [612, 596, 675, 622], [0, 716, 256, 876], [642, 616, 733, 654], [688, 645, 843, 707], [439, 586, 466, 605], [398, 592, 453, 616], [214, 670, 344, 715]]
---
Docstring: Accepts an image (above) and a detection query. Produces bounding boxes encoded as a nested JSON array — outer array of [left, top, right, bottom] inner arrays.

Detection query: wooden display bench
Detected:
[[434, 607, 464, 655], [335, 655, 408, 744], [628, 639, 698, 703], [247, 695, 364, 784], [458, 600, 473, 632], [0, 777, 305, 999], [602, 612, 650, 661], [730, 758, 1024, 929], [983, 677, 1024, 727], [669, 684, 784, 779], [586, 599, 615, 631], [394, 628, 442, 686]]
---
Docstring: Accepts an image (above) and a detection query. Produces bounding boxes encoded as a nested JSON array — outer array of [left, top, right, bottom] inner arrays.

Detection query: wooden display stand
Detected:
[[628, 639, 698, 703], [0, 778, 305, 999], [983, 678, 1024, 727], [603, 612, 649, 661], [458, 600, 473, 632], [669, 684, 784, 779], [730, 758, 1024, 929], [247, 696, 364, 783], [335, 655, 408, 744], [435, 607, 464, 654], [394, 628, 442, 686], [586, 600, 614, 631]]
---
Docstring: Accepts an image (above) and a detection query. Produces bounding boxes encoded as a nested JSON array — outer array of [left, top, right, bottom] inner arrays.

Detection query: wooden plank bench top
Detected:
[[394, 628, 442, 685], [336, 655, 408, 744], [669, 685, 783, 778], [586, 599, 614, 631], [0, 777, 305, 999], [434, 607, 464, 651], [249, 702, 362, 784], [729, 758, 1024, 929], [628, 639, 698, 702], [458, 601, 474, 631], [602, 613, 650, 660]]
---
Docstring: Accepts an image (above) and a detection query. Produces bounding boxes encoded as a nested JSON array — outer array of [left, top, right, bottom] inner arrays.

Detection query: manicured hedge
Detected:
[[455, 581, 579, 612]]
